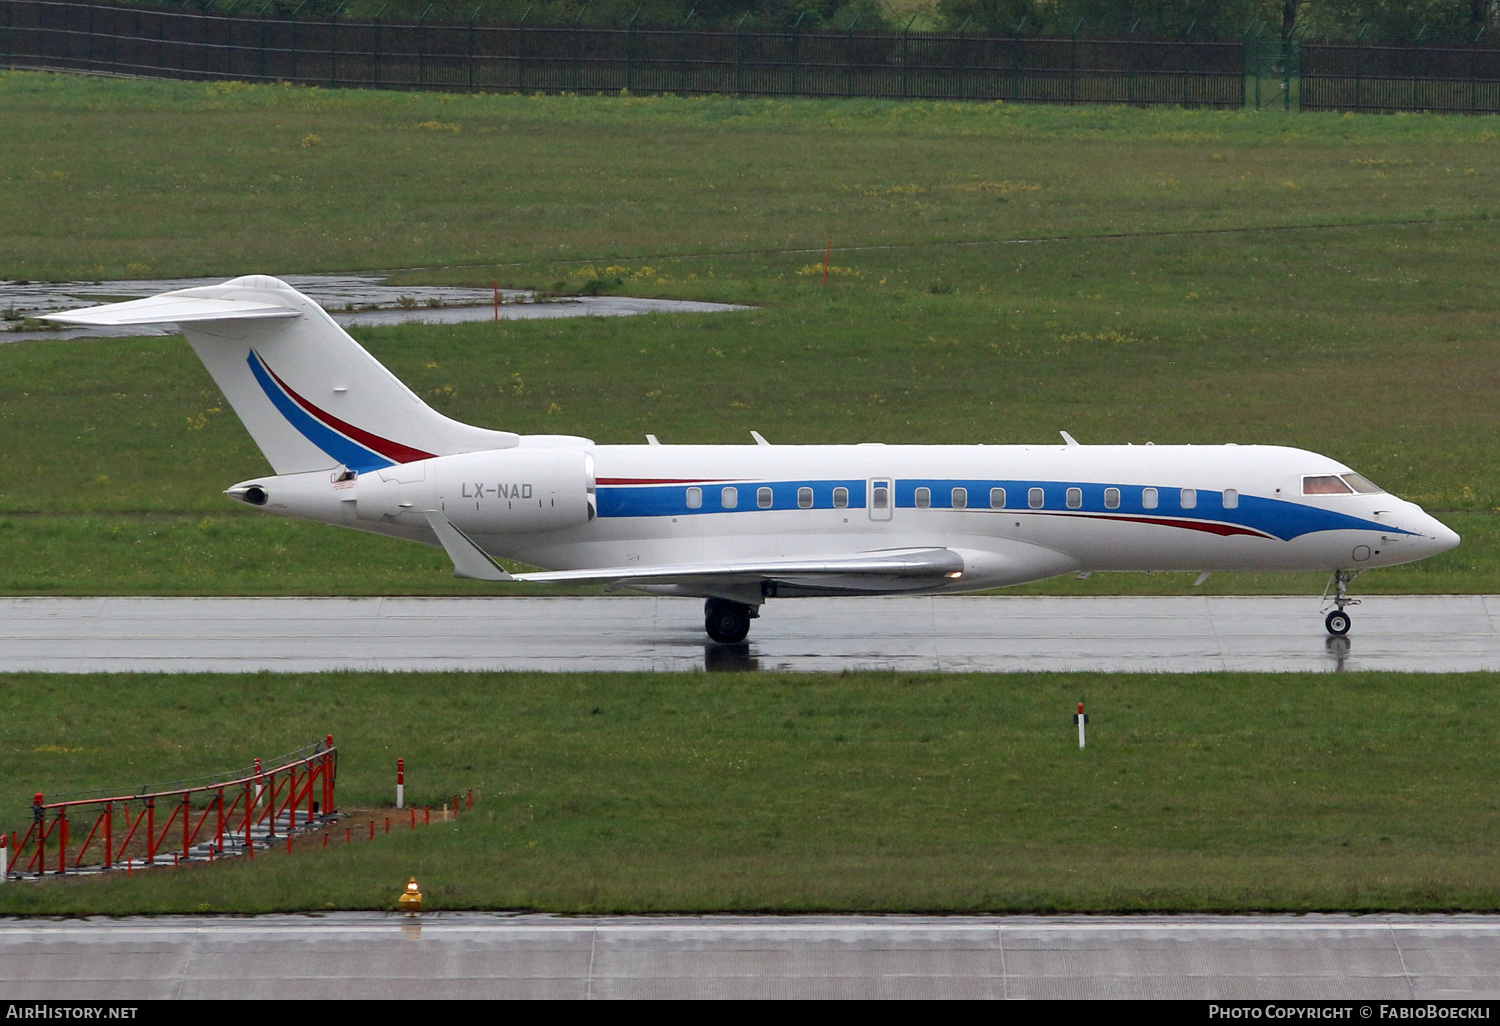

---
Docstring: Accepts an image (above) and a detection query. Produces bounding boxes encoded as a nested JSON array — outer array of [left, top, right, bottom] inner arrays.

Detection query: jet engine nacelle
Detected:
[[357, 449, 595, 534]]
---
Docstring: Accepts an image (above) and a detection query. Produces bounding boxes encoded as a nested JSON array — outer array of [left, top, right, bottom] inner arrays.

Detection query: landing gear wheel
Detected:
[[705, 598, 754, 644], [1322, 568, 1362, 637]]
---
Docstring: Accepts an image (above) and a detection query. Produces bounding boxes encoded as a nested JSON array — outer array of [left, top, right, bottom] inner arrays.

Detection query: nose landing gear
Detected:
[[705, 597, 758, 644], [1322, 569, 1364, 636]]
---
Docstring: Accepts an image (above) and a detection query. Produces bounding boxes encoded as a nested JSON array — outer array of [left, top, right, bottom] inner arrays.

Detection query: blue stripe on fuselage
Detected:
[[595, 477, 1407, 541]]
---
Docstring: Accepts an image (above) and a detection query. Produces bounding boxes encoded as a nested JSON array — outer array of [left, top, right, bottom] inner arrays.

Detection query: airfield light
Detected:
[[400, 877, 423, 913]]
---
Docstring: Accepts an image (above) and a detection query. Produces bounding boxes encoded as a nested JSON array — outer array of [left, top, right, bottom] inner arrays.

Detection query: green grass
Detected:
[[2, 669, 1499, 914], [2, 72, 1500, 594]]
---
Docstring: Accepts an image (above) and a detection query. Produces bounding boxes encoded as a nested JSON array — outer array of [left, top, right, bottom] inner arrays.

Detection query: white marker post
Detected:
[[397, 759, 405, 810], [1075, 702, 1088, 749], [1, 834, 8, 883]]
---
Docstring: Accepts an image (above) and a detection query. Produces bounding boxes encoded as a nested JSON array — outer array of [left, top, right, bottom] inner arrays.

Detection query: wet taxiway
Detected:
[[1, 594, 1496, 673], [0, 274, 746, 342], [1, 912, 1497, 999]]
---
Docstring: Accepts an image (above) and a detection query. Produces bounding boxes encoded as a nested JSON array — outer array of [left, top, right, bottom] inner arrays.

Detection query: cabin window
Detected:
[[798, 486, 814, 509], [833, 486, 849, 509], [686, 486, 702, 509], [1028, 487, 1044, 509], [1104, 487, 1120, 509], [722, 486, 738, 509], [990, 487, 1007, 509], [915, 487, 931, 509], [1223, 488, 1239, 509], [1180, 488, 1197, 510], [952, 487, 967, 509], [1341, 473, 1383, 494], [1143, 487, 1158, 510], [1303, 475, 1354, 495], [758, 486, 773, 509], [873, 485, 889, 509], [1066, 487, 1082, 509]]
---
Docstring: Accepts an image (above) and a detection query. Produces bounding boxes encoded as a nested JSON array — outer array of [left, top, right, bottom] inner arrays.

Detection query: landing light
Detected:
[[945, 571, 963, 579]]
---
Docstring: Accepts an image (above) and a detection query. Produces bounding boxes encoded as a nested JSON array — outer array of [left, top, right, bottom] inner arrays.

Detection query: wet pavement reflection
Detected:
[[1, 275, 747, 342], [1, 595, 1497, 674]]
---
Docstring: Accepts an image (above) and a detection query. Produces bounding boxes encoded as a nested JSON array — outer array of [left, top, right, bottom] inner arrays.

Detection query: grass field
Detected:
[[3, 73, 1500, 916], [4, 71, 1499, 593], [2, 669, 1498, 915]]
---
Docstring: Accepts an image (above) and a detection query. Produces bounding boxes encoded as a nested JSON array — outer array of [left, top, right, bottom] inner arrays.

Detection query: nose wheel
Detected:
[[1321, 569, 1363, 636], [705, 598, 757, 644]]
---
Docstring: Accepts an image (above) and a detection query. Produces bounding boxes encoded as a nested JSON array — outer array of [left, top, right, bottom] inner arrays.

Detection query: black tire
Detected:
[[1325, 610, 1351, 637], [705, 599, 752, 644]]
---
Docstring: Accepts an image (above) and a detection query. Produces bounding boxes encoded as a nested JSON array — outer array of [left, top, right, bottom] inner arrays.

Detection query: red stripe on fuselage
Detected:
[[596, 478, 737, 486], [260, 357, 437, 465], [1068, 512, 1271, 539]]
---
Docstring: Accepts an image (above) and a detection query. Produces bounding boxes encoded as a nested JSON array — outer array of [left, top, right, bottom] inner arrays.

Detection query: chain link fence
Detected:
[[0, 0, 1246, 106]]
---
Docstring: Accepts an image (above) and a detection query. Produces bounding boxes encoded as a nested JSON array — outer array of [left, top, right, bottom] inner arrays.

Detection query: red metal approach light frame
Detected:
[[7, 736, 337, 878]]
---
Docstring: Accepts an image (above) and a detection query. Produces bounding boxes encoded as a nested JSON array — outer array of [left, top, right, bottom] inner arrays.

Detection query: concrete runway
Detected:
[[2, 913, 1499, 999], [1, 594, 1498, 673]]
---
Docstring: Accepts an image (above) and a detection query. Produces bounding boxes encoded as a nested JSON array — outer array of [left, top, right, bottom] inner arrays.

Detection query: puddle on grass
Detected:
[[0, 274, 749, 342]]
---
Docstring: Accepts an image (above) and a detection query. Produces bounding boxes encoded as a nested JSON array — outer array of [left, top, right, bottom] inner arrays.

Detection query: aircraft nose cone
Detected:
[[1428, 518, 1461, 554]]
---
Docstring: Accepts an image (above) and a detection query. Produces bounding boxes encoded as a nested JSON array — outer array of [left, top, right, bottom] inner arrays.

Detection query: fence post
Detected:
[[31, 794, 42, 877], [146, 797, 156, 865], [845, 14, 857, 98], [627, 7, 638, 93], [58, 808, 67, 875], [901, 12, 916, 97], [789, 11, 803, 96], [324, 735, 335, 815], [104, 803, 113, 870], [181, 792, 190, 860], [1069, 18, 1082, 104], [678, 8, 693, 94], [735, 14, 745, 97]]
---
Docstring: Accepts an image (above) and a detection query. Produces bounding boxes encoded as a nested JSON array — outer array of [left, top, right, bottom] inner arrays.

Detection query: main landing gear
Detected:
[[705, 597, 758, 644], [1322, 569, 1364, 637]]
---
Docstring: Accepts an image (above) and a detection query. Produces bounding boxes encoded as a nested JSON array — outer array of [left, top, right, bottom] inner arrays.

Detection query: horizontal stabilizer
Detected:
[[44, 294, 300, 326], [514, 547, 964, 586], [423, 510, 515, 582]]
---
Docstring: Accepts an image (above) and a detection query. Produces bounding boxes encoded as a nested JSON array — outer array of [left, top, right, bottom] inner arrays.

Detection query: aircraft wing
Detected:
[[516, 548, 965, 585], [422, 510, 964, 587]]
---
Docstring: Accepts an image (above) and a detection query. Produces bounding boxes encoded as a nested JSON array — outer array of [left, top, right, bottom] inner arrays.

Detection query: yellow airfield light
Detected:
[[399, 877, 423, 913]]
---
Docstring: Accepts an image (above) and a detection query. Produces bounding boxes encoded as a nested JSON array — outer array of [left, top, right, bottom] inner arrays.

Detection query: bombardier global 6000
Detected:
[[49, 276, 1460, 643]]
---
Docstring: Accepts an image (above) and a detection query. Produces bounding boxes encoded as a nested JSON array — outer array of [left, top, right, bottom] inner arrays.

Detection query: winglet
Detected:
[[422, 510, 514, 582], [1060, 431, 1081, 447]]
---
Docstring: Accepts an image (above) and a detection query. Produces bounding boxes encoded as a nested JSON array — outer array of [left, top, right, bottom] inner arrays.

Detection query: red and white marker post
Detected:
[[396, 759, 405, 810], [1074, 702, 1088, 749], [1, 833, 8, 883]]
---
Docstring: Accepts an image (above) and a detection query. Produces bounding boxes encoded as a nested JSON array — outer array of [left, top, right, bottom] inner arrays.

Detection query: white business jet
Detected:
[[49, 275, 1459, 643]]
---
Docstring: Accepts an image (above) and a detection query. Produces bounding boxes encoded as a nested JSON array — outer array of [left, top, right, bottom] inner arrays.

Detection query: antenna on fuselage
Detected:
[[1060, 431, 1081, 447]]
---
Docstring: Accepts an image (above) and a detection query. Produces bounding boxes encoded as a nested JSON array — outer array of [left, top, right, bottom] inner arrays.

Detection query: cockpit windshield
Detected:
[[1302, 473, 1385, 496], [1303, 475, 1352, 495]]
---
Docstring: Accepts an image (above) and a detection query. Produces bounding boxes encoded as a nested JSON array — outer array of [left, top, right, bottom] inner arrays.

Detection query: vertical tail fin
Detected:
[[47, 275, 518, 474]]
